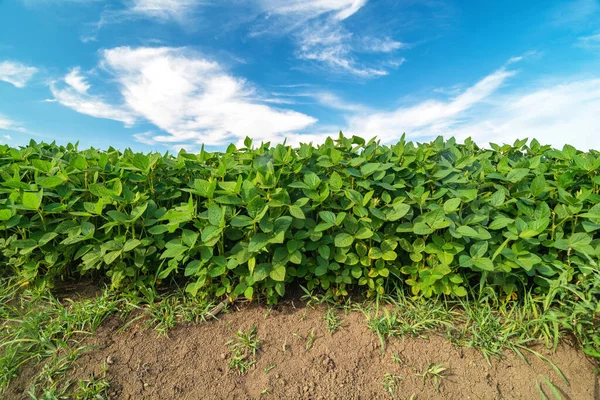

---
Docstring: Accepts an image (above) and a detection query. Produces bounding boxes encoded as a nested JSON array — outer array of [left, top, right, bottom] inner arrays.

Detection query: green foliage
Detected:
[[1, 134, 599, 304]]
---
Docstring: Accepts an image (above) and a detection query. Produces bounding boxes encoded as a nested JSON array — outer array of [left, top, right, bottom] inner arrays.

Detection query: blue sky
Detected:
[[1, 0, 600, 152]]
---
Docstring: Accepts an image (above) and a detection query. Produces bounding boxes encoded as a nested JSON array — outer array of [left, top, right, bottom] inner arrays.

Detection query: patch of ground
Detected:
[[6, 302, 599, 400]]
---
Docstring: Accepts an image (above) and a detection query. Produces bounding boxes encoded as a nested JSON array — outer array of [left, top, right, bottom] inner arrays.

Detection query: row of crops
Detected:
[[0, 134, 599, 303]]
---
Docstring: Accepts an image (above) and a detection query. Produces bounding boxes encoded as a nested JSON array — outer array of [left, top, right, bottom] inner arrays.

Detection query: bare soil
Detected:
[[6, 301, 599, 400]]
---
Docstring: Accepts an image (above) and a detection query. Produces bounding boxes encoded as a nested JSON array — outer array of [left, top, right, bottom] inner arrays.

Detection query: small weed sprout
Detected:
[[264, 363, 276, 375], [382, 373, 404, 398], [226, 326, 262, 375], [416, 363, 448, 392], [324, 308, 343, 335]]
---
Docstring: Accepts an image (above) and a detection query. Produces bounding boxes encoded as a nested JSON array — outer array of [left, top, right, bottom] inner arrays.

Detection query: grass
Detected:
[[226, 326, 262, 375], [362, 291, 456, 352], [416, 362, 448, 392], [0, 280, 121, 394], [323, 307, 343, 335], [382, 373, 404, 398]]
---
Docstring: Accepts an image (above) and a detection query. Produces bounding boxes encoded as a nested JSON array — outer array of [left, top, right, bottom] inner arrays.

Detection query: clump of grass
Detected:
[[0, 282, 120, 394], [363, 292, 455, 352], [324, 308, 343, 335], [382, 373, 403, 398], [226, 326, 262, 375], [416, 363, 448, 392]]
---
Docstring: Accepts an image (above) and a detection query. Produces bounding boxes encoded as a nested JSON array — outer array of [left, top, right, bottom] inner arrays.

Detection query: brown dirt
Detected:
[[6, 302, 599, 400]]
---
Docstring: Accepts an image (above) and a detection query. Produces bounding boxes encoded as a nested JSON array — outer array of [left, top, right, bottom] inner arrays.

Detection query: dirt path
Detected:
[[7, 302, 599, 400]]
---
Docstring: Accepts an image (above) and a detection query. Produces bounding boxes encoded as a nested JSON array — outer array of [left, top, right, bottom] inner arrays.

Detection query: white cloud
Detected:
[[50, 70, 137, 126], [0, 116, 15, 130], [347, 67, 516, 142], [64, 67, 91, 94], [359, 37, 406, 53], [295, 21, 388, 77], [309, 91, 368, 112], [255, 0, 401, 78], [0, 115, 26, 134], [0, 61, 38, 88], [447, 79, 600, 150], [54, 46, 317, 147], [127, 0, 202, 21], [260, 0, 367, 21]]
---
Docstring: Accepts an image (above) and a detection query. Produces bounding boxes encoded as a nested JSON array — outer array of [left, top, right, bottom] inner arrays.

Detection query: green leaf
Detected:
[[123, 239, 141, 252], [22, 191, 43, 210], [289, 205, 305, 219], [0, 209, 12, 221], [473, 258, 494, 271], [506, 168, 530, 182], [37, 176, 66, 188], [386, 203, 411, 221], [360, 162, 380, 177], [335, 233, 354, 247], [443, 198, 461, 214], [354, 226, 373, 239], [182, 229, 199, 248], [319, 211, 336, 225], [209, 264, 226, 277], [269, 265, 286, 281], [413, 222, 433, 235], [161, 243, 188, 259], [208, 205, 222, 226], [456, 225, 478, 238], [249, 233, 270, 252], [530, 175, 547, 197], [231, 215, 254, 227]]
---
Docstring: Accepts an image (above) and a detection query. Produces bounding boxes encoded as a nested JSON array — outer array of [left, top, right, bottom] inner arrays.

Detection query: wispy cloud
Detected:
[[259, 0, 367, 21], [295, 21, 388, 77], [578, 32, 600, 47], [0, 61, 38, 88], [126, 0, 204, 21], [51, 46, 317, 147], [255, 0, 404, 78], [347, 66, 516, 142], [358, 37, 407, 53], [50, 69, 137, 126], [0, 114, 26, 133], [447, 78, 600, 150]]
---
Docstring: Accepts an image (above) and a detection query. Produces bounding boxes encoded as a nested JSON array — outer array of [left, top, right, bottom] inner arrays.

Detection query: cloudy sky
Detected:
[[1, 0, 599, 152]]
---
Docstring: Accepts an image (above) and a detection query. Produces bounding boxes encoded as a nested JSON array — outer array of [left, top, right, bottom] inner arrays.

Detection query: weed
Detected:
[[536, 376, 562, 399], [306, 329, 316, 350], [391, 352, 407, 367], [264, 363, 276, 375], [416, 363, 448, 392], [324, 308, 343, 335], [226, 326, 262, 375], [382, 373, 404, 398]]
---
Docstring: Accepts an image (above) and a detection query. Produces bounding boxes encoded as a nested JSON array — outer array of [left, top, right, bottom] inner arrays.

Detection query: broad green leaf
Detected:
[[270, 265, 286, 281], [443, 198, 461, 214], [37, 176, 66, 188], [22, 191, 43, 210], [289, 205, 305, 219], [249, 233, 270, 252], [530, 175, 547, 197], [386, 203, 411, 221], [335, 233, 354, 247]]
